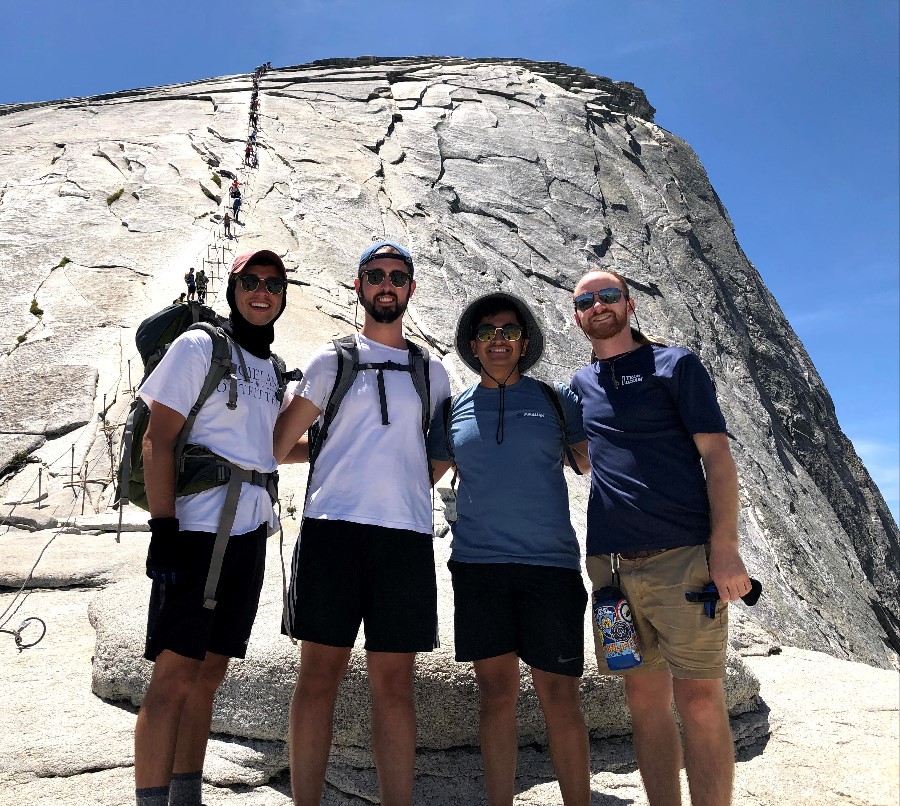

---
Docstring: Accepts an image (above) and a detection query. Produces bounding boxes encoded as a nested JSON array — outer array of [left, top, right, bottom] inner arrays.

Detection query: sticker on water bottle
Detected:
[[593, 586, 643, 670]]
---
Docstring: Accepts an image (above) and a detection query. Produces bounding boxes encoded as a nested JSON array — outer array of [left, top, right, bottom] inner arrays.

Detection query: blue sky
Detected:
[[6, 0, 898, 519]]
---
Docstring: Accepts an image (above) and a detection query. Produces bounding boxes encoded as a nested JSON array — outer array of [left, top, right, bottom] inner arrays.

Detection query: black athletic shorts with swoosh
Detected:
[[449, 560, 587, 676]]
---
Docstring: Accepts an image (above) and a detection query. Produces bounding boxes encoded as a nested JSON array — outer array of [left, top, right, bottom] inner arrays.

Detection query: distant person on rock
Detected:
[[232, 195, 242, 223], [195, 269, 208, 304], [223, 211, 232, 238], [249, 111, 259, 127], [173, 292, 187, 305], [184, 267, 196, 301], [244, 144, 253, 166], [133, 249, 291, 806], [570, 269, 752, 806], [428, 292, 591, 806], [273, 241, 451, 806], [230, 180, 240, 198]]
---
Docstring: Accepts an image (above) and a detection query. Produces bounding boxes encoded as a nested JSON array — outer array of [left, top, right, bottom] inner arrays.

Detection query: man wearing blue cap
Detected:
[[275, 241, 451, 806]]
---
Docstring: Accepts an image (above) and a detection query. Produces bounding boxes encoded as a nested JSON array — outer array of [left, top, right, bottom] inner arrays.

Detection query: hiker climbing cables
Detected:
[[273, 240, 451, 806], [428, 292, 591, 806], [132, 249, 291, 806]]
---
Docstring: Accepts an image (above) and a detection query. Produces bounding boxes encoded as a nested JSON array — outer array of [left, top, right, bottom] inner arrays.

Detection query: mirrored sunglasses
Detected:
[[573, 288, 624, 312], [475, 324, 524, 342], [359, 268, 412, 288], [238, 273, 286, 295]]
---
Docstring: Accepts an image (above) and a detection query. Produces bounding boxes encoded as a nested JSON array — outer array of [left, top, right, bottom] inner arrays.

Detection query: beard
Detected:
[[358, 288, 408, 324], [583, 307, 629, 340]]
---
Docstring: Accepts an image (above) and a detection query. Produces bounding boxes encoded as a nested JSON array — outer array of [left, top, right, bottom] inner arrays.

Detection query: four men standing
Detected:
[[134, 239, 751, 805]]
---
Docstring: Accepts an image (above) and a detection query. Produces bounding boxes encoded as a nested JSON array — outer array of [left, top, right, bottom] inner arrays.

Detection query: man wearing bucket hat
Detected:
[[570, 269, 752, 806], [134, 249, 290, 806], [428, 292, 591, 806], [274, 241, 451, 806]]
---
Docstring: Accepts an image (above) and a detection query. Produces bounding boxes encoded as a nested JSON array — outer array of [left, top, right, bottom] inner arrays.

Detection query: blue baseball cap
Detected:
[[358, 241, 414, 274]]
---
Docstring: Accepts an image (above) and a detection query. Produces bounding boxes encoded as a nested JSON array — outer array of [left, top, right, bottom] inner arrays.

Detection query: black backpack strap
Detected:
[[537, 380, 582, 475], [308, 335, 358, 466], [442, 392, 460, 492], [173, 324, 237, 466], [406, 342, 431, 438]]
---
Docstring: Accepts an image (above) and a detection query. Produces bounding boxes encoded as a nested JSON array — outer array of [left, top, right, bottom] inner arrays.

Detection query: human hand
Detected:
[[708, 543, 752, 603], [146, 517, 182, 584]]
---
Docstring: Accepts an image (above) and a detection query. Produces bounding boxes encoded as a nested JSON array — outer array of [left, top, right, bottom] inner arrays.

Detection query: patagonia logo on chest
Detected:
[[518, 411, 546, 419], [619, 374, 644, 386]]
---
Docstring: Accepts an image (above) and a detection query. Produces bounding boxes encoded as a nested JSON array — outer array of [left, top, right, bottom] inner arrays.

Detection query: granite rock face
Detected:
[[1, 56, 895, 669], [1, 55, 898, 801]]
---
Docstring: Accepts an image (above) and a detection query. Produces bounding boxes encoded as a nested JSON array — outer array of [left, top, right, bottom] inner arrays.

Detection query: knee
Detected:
[[369, 664, 414, 707], [476, 671, 520, 715], [533, 674, 583, 725], [297, 655, 349, 699], [194, 655, 230, 697], [673, 681, 727, 728], [624, 673, 674, 715]]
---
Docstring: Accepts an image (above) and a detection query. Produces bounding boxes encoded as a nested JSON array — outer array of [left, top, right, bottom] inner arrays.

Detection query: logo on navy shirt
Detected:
[[619, 374, 643, 386], [518, 411, 546, 418]]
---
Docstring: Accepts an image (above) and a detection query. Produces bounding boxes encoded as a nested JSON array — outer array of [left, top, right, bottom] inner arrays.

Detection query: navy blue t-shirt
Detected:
[[570, 344, 727, 556], [428, 376, 586, 570]]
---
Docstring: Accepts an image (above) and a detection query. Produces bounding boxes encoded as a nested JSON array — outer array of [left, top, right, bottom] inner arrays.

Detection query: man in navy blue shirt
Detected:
[[570, 269, 751, 806]]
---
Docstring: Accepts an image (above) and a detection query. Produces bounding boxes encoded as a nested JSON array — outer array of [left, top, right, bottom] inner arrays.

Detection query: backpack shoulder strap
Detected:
[[269, 351, 303, 405], [173, 324, 237, 461], [308, 335, 358, 465], [537, 380, 582, 475], [406, 341, 431, 438]]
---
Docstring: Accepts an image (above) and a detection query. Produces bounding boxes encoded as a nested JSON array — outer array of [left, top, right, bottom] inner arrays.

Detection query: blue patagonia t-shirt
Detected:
[[428, 376, 586, 570], [570, 344, 727, 556]]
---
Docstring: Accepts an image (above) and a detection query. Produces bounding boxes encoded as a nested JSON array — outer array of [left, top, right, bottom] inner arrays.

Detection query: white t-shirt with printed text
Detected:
[[295, 334, 451, 534], [139, 329, 288, 535]]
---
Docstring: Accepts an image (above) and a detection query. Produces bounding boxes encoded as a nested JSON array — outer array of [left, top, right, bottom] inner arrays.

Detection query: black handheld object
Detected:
[[684, 578, 763, 618], [146, 517, 182, 584]]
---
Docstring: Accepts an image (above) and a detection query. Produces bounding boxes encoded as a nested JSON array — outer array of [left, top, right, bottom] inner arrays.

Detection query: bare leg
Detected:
[[367, 651, 418, 806], [624, 671, 682, 806], [472, 653, 520, 806], [134, 650, 202, 788], [673, 677, 734, 806], [289, 641, 351, 806], [532, 668, 590, 806], [171, 652, 230, 774]]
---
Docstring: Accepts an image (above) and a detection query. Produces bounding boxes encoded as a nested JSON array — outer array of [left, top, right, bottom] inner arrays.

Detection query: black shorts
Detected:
[[144, 524, 267, 662], [449, 560, 588, 677], [284, 518, 438, 653]]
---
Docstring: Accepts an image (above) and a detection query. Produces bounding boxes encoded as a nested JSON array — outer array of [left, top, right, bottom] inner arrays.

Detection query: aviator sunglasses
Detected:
[[238, 273, 286, 295], [474, 324, 524, 342], [359, 268, 412, 288], [573, 288, 624, 312]]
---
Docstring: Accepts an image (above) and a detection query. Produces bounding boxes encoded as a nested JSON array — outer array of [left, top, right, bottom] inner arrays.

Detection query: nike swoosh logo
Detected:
[[557, 655, 580, 664]]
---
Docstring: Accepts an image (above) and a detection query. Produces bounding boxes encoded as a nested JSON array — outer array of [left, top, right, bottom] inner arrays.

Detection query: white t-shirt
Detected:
[[295, 334, 451, 534], [139, 329, 288, 535]]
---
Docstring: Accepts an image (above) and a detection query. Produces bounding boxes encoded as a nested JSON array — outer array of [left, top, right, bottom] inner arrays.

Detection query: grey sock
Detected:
[[169, 771, 202, 806], [136, 785, 169, 806]]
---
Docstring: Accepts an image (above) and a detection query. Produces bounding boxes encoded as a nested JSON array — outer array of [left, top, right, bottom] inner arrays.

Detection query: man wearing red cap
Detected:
[[133, 250, 290, 806], [274, 240, 451, 806]]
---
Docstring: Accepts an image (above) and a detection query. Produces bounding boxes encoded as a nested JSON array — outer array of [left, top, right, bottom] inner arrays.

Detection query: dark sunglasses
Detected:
[[359, 268, 412, 288], [573, 288, 624, 312], [474, 324, 524, 342], [238, 273, 286, 295]]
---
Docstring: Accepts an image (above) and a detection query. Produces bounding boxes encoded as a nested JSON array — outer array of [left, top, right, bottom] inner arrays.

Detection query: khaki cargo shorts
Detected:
[[586, 544, 727, 680]]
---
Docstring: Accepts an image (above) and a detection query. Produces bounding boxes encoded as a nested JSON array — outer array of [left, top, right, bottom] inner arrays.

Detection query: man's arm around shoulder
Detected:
[[693, 432, 751, 603]]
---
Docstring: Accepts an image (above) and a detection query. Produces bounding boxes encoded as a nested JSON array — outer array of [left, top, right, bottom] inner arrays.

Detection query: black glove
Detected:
[[146, 517, 182, 584]]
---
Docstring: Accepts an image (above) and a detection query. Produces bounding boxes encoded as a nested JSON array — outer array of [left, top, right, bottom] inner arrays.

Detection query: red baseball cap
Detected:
[[230, 249, 287, 278]]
